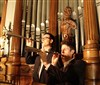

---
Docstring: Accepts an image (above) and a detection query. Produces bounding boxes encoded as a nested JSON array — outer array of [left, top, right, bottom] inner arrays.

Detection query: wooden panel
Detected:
[[20, 58, 33, 85], [0, 57, 33, 85]]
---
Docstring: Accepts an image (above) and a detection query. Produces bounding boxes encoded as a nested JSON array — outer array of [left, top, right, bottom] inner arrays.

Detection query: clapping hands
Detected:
[[38, 50, 47, 62], [51, 53, 60, 66]]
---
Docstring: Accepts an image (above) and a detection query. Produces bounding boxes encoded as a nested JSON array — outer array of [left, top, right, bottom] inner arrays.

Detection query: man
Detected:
[[25, 33, 63, 85], [42, 40, 86, 85]]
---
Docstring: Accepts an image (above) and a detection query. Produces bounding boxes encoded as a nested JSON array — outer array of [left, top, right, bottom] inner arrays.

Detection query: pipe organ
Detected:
[[0, 0, 100, 85]]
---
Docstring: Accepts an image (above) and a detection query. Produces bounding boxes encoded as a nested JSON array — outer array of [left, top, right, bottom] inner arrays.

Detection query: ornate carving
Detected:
[[20, 65, 31, 74], [0, 63, 6, 74], [0, 66, 3, 71], [60, 7, 76, 42]]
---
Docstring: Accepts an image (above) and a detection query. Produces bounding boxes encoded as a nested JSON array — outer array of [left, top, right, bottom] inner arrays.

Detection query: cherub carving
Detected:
[[60, 6, 77, 41]]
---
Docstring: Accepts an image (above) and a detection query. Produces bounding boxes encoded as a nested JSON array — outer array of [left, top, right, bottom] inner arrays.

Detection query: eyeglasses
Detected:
[[42, 37, 50, 40]]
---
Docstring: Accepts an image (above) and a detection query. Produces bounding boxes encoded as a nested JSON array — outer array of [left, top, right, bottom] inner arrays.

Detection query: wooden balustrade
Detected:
[[0, 57, 33, 85]]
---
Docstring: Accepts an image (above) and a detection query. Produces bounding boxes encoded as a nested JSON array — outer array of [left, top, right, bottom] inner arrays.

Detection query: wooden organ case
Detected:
[[0, 0, 100, 85]]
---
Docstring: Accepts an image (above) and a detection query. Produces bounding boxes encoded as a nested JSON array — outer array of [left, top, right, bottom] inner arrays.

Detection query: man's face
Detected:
[[42, 34, 52, 47], [61, 44, 74, 61]]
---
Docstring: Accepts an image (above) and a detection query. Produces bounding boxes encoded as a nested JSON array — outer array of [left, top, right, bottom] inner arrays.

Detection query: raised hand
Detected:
[[26, 37, 32, 47], [38, 50, 47, 62], [51, 53, 60, 66]]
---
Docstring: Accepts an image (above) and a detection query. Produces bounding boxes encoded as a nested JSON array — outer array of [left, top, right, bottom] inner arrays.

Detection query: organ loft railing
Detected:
[[0, 0, 100, 85]]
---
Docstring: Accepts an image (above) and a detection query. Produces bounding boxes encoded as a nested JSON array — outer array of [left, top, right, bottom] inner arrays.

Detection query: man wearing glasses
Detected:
[[25, 33, 63, 85]]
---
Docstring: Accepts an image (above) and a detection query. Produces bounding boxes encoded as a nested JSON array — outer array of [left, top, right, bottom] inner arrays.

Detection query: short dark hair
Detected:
[[61, 40, 75, 50], [44, 33, 55, 42]]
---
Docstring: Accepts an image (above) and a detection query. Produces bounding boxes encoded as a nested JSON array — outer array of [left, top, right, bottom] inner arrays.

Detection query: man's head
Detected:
[[61, 40, 75, 61], [42, 33, 55, 47]]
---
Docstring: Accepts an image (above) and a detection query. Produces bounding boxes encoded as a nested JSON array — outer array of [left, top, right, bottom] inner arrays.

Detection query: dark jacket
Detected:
[[25, 48, 63, 85], [46, 57, 86, 85]]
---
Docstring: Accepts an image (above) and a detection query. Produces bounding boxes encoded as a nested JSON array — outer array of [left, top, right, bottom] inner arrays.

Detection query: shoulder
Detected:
[[71, 59, 86, 72], [74, 59, 86, 65]]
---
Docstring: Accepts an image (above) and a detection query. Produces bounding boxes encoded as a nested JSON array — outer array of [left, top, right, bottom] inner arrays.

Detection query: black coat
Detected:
[[25, 48, 63, 84], [47, 58, 86, 85]]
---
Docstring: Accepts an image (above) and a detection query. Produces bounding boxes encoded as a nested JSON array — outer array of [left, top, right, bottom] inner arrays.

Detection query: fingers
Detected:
[[52, 53, 59, 66], [26, 37, 32, 46], [53, 52, 60, 57]]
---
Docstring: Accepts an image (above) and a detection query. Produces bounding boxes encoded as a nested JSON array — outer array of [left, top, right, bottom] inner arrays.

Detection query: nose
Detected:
[[61, 49, 64, 54], [42, 37, 46, 41]]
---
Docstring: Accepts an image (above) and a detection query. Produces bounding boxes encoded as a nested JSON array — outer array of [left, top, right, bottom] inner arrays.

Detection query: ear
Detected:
[[71, 49, 75, 55], [50, 39, 53, 44]]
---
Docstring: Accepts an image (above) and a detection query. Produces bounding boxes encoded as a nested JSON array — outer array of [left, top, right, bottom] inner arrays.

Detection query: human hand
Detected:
[[38, 50, 47, 62], [26, 38, 32, 47], [52, 53, 60, 66]]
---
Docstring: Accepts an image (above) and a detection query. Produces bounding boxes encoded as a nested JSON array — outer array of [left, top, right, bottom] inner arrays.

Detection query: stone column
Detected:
[[83, 0, 100, 85]]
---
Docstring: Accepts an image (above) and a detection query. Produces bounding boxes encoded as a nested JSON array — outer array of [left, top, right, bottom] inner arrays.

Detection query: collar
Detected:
[[63, 57, 74, 68]]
